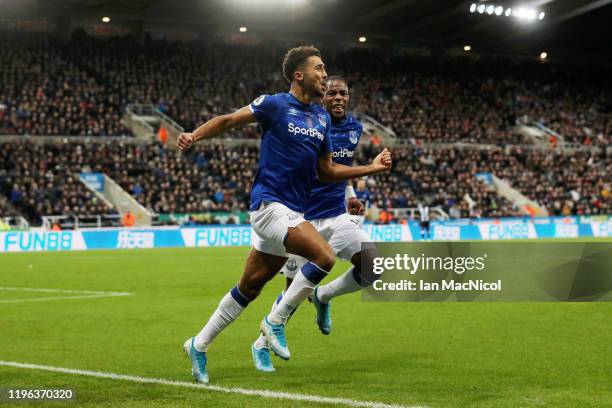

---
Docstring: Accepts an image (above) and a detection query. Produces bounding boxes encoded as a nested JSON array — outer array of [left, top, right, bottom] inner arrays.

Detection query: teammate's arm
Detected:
[[177, 106, 255, 151], [317, 148, 392, 182]]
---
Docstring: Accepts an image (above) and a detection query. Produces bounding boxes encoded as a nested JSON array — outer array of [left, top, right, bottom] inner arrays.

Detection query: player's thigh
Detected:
[[238, 248, 288, 298], [251, 202, 306, 257], [329, 213, 373, 263], [285, 221, 335, 269], [280, 254, 309, 280]]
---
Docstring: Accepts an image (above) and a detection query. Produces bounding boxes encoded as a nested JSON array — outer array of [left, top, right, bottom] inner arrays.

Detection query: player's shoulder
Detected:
[[251, 92, 290, 107], [346, 114, 364, 132], [331, 114, 363, 133]]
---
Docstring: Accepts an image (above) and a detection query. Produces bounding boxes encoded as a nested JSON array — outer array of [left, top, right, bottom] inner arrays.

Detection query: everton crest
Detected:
[[317, 113, 327, 128]]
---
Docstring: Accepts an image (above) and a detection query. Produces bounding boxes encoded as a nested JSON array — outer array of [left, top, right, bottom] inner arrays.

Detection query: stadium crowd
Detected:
[[1, 33, 609, 147], [0, 142, 118, 223], [0, 34, 129, 137], [0, 32, 610, 225], [1, 140, 609, 225]]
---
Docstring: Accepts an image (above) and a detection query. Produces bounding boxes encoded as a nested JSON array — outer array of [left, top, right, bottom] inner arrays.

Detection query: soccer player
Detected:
[[177, 45, 392, 383], [251, 75, 380, 372], [418, 203, 430, 240]]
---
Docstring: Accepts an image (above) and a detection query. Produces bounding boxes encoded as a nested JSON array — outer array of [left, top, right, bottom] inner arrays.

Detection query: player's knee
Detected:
[[353, 248, 379, 287], [313, 248, 335, 271], [358, 248, 378, 268]]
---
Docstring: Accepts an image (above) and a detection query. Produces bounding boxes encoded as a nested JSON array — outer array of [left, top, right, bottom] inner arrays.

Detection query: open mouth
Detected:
[[332, 104, 344, 113]]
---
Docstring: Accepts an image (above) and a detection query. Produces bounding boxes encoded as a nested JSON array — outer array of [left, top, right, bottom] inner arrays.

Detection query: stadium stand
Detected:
[[0, 142, 118, 225], [0, 33, 610, 226], [1, 140, 609, 225]]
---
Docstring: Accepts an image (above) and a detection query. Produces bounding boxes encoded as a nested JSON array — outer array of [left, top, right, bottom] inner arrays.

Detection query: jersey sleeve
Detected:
[[249, 94, 280, 128]]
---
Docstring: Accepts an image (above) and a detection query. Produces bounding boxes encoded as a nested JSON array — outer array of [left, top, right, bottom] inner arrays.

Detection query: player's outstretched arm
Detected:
[[177, 106, 255, 151], [317, 148, 392, 183]]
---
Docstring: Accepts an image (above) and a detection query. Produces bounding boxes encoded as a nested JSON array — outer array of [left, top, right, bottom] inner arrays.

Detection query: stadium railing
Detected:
[[42, 214, 123, 230], [1, 216, 29, 231]]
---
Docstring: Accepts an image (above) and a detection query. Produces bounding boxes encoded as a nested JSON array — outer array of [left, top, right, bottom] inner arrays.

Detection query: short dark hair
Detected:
[[325, 76, 348, 87], [282, 45, 322, 84]]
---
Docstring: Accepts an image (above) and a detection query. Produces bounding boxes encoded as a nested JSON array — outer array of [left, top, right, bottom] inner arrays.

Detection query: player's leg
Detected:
[[314, 213, 377, 334], [185, 202, 301, 382], [184, 248, 287, 382], [261, 221, 335, 359], [252, 256, 304, 372]]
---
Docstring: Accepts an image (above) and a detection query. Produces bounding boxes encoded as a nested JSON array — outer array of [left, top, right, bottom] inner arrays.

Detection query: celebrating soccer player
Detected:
[[250, 75, 381, 372], [177, 45, 392, 383]]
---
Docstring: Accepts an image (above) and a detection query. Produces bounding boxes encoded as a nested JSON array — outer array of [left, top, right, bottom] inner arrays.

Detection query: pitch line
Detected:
[[0, 360, 424, 408], [0, 287, 132, 304]]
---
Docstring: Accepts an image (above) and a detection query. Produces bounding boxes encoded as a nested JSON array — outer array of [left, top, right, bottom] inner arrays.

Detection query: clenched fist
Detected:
[[347, 197, 365, 215], [372, 148, 392, 171], [177, 133, 195, 151]]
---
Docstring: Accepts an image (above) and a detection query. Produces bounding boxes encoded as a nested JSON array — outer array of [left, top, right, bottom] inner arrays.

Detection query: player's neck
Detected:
[[332, 115, 346, 125], [289, 85, 315, 105]]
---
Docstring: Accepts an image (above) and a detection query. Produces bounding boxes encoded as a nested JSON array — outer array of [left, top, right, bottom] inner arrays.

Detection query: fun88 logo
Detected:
[[287, 123, 324, 141]]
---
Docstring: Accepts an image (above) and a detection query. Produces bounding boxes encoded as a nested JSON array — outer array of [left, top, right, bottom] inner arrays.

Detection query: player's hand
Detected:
[[177, 132, 194, 151], [347, 197, 365, 215], [372, 148, 392, 171]]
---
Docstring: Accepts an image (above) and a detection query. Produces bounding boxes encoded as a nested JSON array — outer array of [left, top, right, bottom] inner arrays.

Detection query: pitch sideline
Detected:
[[0, 360, 424, 408]]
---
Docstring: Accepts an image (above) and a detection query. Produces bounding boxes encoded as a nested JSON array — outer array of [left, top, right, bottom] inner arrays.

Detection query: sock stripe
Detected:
[[275, 293, 283, 305], [301, 261, 328, 284], [230, 286, 250, 308]]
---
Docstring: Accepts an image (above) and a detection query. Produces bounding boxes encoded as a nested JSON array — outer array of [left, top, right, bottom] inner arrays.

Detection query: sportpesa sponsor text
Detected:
[[332, 148, 355, 158], [287, 123, 325, 141]]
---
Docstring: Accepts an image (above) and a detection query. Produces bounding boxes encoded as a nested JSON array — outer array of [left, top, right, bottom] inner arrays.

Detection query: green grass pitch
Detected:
[[1, 246, 611, 407]]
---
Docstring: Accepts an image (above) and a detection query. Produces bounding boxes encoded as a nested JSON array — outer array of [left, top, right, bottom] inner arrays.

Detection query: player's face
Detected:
[[300, 56, 327, 98], [323, 80, 349, 120]]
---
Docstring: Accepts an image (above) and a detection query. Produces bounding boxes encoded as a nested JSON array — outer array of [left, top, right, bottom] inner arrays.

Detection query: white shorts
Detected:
[[250, 202, 307, 257], [281, 212, 370, 279]]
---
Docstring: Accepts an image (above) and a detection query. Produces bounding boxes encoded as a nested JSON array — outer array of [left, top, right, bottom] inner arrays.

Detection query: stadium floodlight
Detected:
[[540, 51, 547, 60], [514, 8, 524, 18], [239, 26, 247, 32], [359, 36, 367, 43], [101, 16, 110, 23], [464, 45, 471, 51], [471, 4, 543, 22]]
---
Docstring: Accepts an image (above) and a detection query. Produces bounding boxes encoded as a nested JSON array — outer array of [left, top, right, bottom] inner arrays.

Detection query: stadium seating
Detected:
[[0, 32, 609, 225], [1, 140, 609, 225], [2, 33, 609, 145]]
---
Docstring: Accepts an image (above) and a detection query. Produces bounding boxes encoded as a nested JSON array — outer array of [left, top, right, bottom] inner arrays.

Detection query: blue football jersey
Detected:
[[304, 114, 363, 220], [249, 93, 333, 213]]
